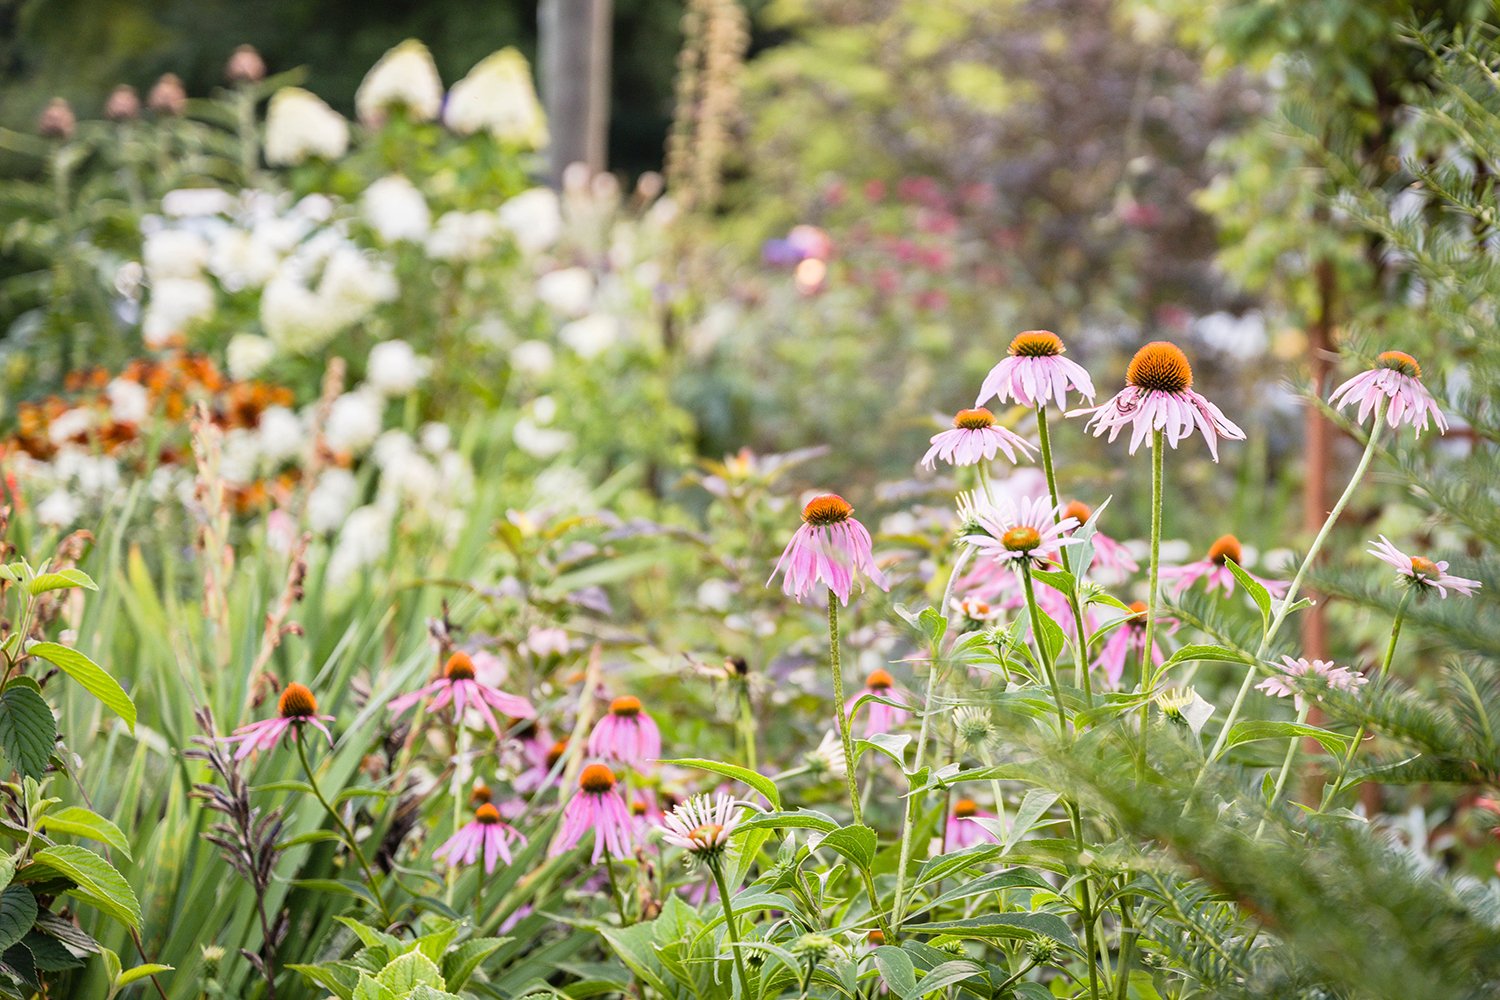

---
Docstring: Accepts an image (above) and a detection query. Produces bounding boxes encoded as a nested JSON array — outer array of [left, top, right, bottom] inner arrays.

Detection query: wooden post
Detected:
[[539, 0, 613, 185]]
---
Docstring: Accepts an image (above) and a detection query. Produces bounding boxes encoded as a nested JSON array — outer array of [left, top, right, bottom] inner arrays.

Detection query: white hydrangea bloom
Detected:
[[535, 267, 594, 318], [106, 378, 149, 425], [256, 406, 305, 463], [328, 505, 392, 583], [208, 228, 280, 291], [307, 468, 359, 533], [366, 339, 428, 397], [143, 229, 209, 281], [265, 88, 350, 166], [509, 340, 555, 377], [324, 391, 384, 455], [142, 277, 215, 347], [356, 39, 443, 125], [227, 333, 277, 380], [443, 48, 548, 148], [362, 176, 431, 243], [161, 188, 235, 217], [36, 491, 82, 528], [425, 211, 502, 261], [559, 313, 620, 358], [497, 188, 563, 254]]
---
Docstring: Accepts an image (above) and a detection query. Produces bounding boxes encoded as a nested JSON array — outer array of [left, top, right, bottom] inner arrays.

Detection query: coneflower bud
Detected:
[[37, 98, 75, 140], [225, 44, 267, 84], [148, 74, 188, 116], [105, 85, 141, 122], [954, 706, 996, 751]]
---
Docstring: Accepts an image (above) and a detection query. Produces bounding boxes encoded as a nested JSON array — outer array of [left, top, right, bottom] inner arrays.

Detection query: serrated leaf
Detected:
[[375, 951, 444, 992], [0, 888, 36, 954], [0, 686, 55, 781], [816, 824, 877, 871], [28, 845, 139, 929], [37, 806, 130, 859], [26, 642, 135, 733]]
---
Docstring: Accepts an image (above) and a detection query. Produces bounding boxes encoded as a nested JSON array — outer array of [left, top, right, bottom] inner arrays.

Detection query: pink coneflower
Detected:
[[656, 793, 744, 861], [1329, 351, 1447, 436], [1094, 601, 1166, 689], [224, 683, 335, 760], [944, 798, 1001, 850], [976, 330, 1095, 410], [433, 803, 527, 873], [769, 494, 889, 606], [550, 763, 634, 862], [587, 696, 662, 768], [959, 494, 1080, 570], [1159, 534, 1288, 598], [921, 408, 1034, 469], [517, 736, 570, 793], [1075, 341, 1245, 461], [847, 668, 911, 736], [1256, 656, 1367, 712], [1368, 535, 1481, 598], [387, 651, 536, 739], [630, 794, 666, 841], [1062, 500, 1139, 577]]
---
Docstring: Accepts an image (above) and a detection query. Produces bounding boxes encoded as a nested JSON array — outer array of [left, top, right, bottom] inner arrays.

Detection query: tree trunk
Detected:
[[539, 0, 613, 185]]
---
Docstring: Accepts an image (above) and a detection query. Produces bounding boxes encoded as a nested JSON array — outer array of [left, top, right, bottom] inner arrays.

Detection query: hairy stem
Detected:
[[1203, 400, 1386, 774], [827, 592, 863, 827], [295, 730, 393, 927], [710, 857, 752, 997]]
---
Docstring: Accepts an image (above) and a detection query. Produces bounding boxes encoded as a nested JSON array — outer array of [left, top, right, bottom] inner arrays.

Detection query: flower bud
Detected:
[[225, 45, 267, 84], [37, 98, 76, 139], [149, 73, 188, 116], [105, 85, 141, 122]]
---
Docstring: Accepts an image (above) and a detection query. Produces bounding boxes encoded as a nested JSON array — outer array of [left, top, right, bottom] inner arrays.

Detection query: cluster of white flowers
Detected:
[[266, 38, 548, 164], [132, 188, 399, 358]]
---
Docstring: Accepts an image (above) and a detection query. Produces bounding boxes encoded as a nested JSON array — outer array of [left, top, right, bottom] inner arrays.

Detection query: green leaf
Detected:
[[115, 963, 173, 988], [1223, 559, 1271, 632], [915, 911, 1076, 946], [816, 824, 877, 871], [1224, 720, 1354, 758], [657, 757, 780, 809], [854, 732, 911, 770], [374, 951, 445, 992], [442, 936, 507, 992], [28, 845, 140, 929], [353, 974, 396, 1000], [873, 946, 917, 996], [0, 686, 55, 781], [26, 570, 97, 596], [26, 642, 135, 733], [37, 806, 130, 859], [0, 888, 36, 954], [739, 808, 839, 834], [1161, 643, 1253, 668], [907, 960, 988, 997], [1031, 568, 1077, 595]]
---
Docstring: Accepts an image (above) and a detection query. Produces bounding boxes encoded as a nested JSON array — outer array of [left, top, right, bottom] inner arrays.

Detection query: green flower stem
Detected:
[[1036, 405, 1095, 705], [295, 729, 394, 927], [892, 545, 972, 931], [601, 843, 630, 925], [826, 592, 863, 827], [1203, 399, 1387, 775], [1021, 560, 1100, 999], [710, 858, 752, 998], [1139, 432, 1164, 681], [738, 682, 758, 771], [1321, 591, 1412, 811], [1020, 563, 1068, 734]]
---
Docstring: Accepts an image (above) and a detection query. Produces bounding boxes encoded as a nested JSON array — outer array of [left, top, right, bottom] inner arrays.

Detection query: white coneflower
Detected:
[[656, 793, 744, 862], [804, 730, 848, 780]]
